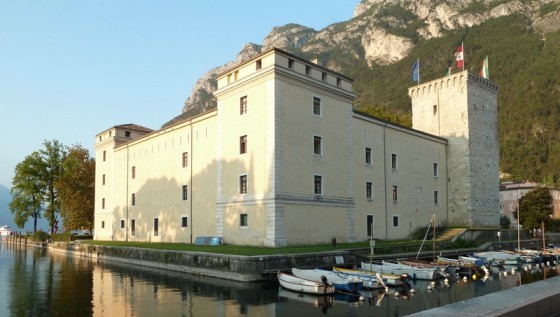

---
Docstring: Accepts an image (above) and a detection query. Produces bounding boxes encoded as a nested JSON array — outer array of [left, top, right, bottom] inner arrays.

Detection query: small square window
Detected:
[[182, 152, 189, 168], [393, 215, 400, 227], [391, 154, 398, 169], [313, 136, 322, 155], [240, 96, 247, 115], [182, 185, 188, 201], [366, 182, 372, 199], [365, 148, 372, 164], [392, 186, 398, 202], [240, 175, 248, 194], [131, 219, 135, 236], [240, 214, 248, 227], [120, 219, 125, 229], [131, 193, 136, 206], [125, 131, 131, 137], [154, 218, 159, 236], [313, 97, 321, 116], [181, 216, 188, 228], [314, 175, 322, 195], [240, 135, 247, 154]]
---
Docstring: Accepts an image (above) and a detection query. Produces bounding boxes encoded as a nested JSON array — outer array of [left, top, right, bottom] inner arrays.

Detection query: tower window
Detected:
[[314, 175, 322, 195], [240, 96, 247, 115], [365, 148, 372, 164], [313, 136, 322, 155], [433, 105, 437, 115], [240, 175, 248, 194], [240, 135, 247, 154]]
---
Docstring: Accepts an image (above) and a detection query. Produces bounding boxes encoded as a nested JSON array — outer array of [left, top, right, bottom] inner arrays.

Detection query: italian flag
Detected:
[[454, 43, 464, 69], [480, 56, 489, 79]]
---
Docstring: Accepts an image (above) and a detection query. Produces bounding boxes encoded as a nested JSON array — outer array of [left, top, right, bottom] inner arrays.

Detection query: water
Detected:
[[1, 241, 559, 317]]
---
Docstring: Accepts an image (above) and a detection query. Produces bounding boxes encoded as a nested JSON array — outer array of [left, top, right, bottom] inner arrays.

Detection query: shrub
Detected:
[[32, 231, 51, 242]]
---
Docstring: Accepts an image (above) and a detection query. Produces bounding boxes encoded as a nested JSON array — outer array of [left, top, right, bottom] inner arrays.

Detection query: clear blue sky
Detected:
[[0, 1, 357, 188]]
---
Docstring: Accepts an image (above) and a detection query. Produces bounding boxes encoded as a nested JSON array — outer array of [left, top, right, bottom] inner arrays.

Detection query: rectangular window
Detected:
[[313, 136, 322, 155], [433, 163, 438, 177], [131, 166, 136, 179], [240, 175, 248, 194], [131, 219, 135, 236], [434, 190, 439, 205], [102, 198, 105, 209], [240, 214, 248, 227], [392, 186, 398, 202], [182, 185, 188, 201], [125, 131, 131, 137], [365, 148, 372, 164], [322, 72, 327, 81], [181, 216, 188, 228], [367, 215, 374, 237], [366, 182, 372, 199], [314, 175, 322, 195], [131, 193, 136, 206], [182, 152, 189, 168], [102, 174, 105, 185], [393, 215, 400, 228], [336, 77, 341, 86], [240, 135, 247, 154], [391, 153, 398, 169], [120, 219, 125, 229], [103, 150, 106, 162], [305, 65, 311, 75], [312, 96, 321, 116], [288, 59, 294, 68], [101, 221, 105, 229], [255, 59, 262, 70], [240, 96, 247, 115], [154, 218, 159, 236]]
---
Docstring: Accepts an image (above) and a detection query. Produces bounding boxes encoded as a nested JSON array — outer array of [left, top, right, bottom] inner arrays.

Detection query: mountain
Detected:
[[0, 185, 15, 228], [171, 0, 560, 186]]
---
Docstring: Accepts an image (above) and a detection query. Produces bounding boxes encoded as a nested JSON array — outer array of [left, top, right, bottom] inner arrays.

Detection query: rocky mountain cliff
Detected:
[[170, 0, 560, 185]]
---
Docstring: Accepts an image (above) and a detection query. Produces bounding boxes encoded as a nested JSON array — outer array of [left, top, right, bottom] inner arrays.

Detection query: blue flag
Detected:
[[412, 60, 419, 82]]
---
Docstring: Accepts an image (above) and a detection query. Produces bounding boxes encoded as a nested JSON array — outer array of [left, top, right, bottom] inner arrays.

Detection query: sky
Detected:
[[0, 1, 357, 189]]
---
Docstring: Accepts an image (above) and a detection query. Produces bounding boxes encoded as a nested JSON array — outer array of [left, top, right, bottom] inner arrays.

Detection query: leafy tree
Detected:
[[56, 145, 95, 233], [518, 186, 553, 230], [9, 140, 67, 232], [38, 140, 67, 233], [9, 152, 45, 231], [500, 215, 511, 229]]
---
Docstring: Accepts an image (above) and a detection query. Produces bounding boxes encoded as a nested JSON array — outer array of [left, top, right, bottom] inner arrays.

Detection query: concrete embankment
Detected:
[[407, 275, 560, 317], [46, 242, 362, 282]]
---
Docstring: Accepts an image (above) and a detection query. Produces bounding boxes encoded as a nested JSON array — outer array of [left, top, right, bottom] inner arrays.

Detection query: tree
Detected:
[[9, 140, 67, 232], [38, 140, 67, 233], [500, 215, 511, 229], [518, 186, 553, 230], [56, 145, 95, 233], [9, 152, 45, 231]]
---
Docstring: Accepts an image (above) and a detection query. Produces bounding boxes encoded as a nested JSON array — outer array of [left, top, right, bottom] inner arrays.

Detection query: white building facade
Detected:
[[94, 48, 499, 246]]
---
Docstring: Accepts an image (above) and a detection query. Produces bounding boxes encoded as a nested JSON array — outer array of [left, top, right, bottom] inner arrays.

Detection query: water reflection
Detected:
[[1, 242, 559, 317]]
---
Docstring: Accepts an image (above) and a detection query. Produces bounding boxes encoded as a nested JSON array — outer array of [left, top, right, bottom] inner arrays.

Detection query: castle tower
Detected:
[[409, 71, 500, 227]]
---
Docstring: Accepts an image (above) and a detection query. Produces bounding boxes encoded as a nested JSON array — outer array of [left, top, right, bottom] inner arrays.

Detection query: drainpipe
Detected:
[[189, 122, 193, 244], [125, 145, 129, 242], [383, 125, 388, 240]]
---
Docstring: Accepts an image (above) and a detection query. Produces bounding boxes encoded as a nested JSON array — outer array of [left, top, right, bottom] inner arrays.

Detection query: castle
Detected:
[[93, 48, 500, 246]]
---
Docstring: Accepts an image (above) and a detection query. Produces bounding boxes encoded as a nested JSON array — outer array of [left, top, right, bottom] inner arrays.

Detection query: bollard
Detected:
[[331, 237, 336, 248]]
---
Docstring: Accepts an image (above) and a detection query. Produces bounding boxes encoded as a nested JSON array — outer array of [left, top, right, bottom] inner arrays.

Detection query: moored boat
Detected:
[[291, 268, 363, 293], [0, 225, 13, 237], [361, 260, 441, 280], [333, 266, 408, 287], [277, 271, 334, 295]]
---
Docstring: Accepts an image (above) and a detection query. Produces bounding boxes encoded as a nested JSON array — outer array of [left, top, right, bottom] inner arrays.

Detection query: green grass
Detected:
[[81, 239, 426, 256]]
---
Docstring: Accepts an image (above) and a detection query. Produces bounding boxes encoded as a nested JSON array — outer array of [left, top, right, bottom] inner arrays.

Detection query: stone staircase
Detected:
[[435, 228, 467, 242]]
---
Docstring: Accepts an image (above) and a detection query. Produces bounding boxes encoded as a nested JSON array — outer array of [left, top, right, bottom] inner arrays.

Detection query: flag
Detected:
[[480, 55, 489, 79], [454, 43, 464, 69], [412, 59, 419, 82]]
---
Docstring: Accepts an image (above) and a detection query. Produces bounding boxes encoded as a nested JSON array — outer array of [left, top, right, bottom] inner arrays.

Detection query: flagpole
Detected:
[[417, 58, 420, 85]]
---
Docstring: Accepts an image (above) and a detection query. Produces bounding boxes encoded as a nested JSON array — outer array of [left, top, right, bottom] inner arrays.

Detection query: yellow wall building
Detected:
[[94, 48, 499, 246]]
